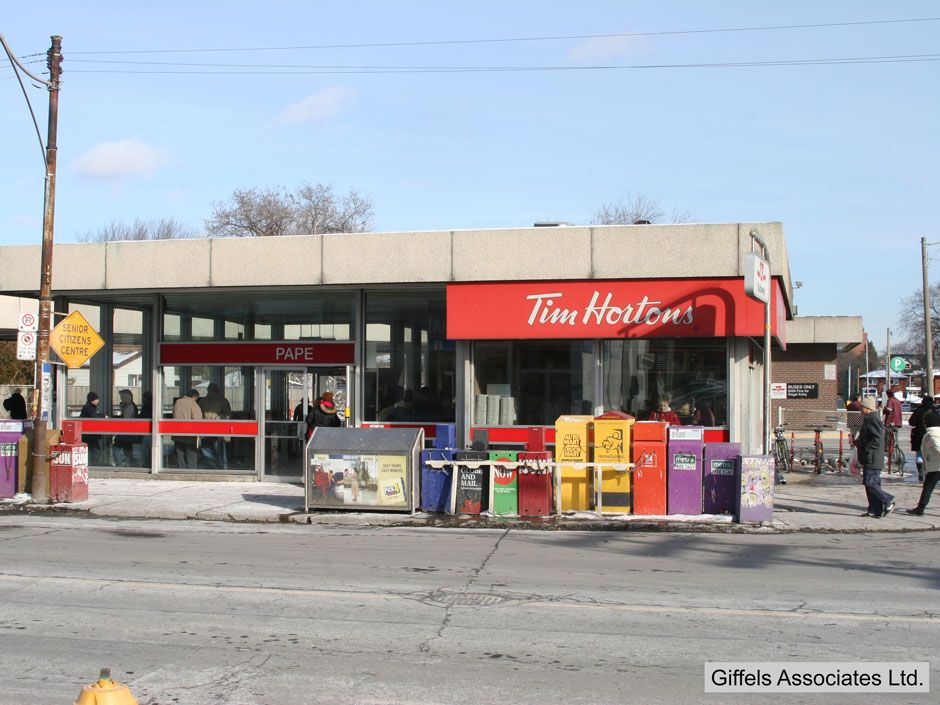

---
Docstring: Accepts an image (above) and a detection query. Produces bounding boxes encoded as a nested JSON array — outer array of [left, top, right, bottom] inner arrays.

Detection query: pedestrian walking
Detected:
[[858, 396, 895, 518], [907, 410, 940, 516], [909, 396, 934, 481]]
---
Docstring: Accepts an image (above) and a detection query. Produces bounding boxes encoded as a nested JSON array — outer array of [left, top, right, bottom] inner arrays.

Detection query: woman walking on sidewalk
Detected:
[[908, 410, 940, 516], [858, 396, 895, 518]]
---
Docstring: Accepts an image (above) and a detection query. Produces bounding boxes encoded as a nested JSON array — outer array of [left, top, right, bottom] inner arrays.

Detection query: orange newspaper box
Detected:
[[631, 421, 668, 515], [554, 415, 593, 511]]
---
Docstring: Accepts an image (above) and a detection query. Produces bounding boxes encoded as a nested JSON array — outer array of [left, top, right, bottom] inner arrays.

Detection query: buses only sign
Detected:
[[50, 310, 105, 368]]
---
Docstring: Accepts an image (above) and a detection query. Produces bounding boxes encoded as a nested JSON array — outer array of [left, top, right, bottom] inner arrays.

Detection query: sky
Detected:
[[2, 1, 938, 350]]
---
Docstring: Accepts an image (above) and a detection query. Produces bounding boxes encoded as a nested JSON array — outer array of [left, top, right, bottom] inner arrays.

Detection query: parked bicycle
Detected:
[[885, 426, 906, 476], [773, 426, 791, 474]]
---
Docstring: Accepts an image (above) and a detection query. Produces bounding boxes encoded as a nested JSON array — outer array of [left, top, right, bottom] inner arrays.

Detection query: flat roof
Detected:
[[785, 315, 864, 349], [0, 221, 793, 313]]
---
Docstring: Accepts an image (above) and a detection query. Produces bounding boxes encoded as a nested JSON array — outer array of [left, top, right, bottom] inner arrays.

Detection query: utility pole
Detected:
[[885, 328, 891, 401], [923, 237, 935, 398], [30, 35, 63, 503]]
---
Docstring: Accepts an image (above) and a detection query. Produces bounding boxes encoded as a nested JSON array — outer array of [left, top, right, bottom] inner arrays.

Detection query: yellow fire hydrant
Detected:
[[74, 668, 138, 705]]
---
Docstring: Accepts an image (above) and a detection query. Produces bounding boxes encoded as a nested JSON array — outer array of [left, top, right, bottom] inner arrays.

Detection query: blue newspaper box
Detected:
[[420, 424, 457, 513]]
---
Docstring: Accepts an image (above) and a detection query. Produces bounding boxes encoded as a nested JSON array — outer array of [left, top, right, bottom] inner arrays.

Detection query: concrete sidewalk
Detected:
[[2, 470, 937, 532]]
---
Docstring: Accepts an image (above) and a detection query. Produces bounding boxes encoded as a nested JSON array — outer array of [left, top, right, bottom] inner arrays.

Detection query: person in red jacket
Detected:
[[648, 399, 682, 425], [883, 388, 903, 428]]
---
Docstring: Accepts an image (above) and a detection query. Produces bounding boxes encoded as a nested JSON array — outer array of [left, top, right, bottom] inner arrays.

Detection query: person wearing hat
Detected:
[[305, 391, 342, 438], [857, 396, 895, 517]]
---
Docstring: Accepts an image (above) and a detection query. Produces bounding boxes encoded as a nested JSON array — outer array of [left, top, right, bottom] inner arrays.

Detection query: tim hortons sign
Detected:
[[446, 279, 782, 340]]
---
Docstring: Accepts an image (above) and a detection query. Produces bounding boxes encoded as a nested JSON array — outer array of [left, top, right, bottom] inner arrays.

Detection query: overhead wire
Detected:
[[56, 16, 940, 55]]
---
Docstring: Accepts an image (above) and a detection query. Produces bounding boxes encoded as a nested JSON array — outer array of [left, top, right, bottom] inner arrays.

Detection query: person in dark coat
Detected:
[[305, 391, 342, 439], [2, 388, 27, 420], [857, 396, 895, 518], [908, 410, 940, 515], [79, 391, 107, 465], [909, 396, 935, 481]]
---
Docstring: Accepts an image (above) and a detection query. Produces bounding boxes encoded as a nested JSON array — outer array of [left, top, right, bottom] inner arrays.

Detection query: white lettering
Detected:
[[527, 290, 695, 329], [526, 293, 563, 325]]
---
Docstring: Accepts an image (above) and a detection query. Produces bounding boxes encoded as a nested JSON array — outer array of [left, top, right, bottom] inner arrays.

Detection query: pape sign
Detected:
[[160, 342, 355, 366]]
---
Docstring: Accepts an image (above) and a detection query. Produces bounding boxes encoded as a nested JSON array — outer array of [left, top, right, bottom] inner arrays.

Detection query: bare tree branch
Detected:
[[896, 283, 940, 364], [591, 192, 694, 225], [76, 218, 196, 243]]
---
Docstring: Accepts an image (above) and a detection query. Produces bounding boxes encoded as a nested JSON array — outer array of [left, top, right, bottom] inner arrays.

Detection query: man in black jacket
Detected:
[[2, 388, 27, 420], [858, 396, 895, 517]]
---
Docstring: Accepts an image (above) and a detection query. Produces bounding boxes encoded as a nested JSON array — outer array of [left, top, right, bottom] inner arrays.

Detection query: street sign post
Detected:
[[49, 310, 105, 369]]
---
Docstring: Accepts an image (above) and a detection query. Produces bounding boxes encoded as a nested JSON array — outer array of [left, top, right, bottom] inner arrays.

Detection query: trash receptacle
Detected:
[[735, 454, 775, 524], [632, 421, 668, 515], [555, 415, 593, 511], [489, 450, 519, 515], [0, 421, 22, 499], [453, 450, 490, 515], [49, 443, 89, 502], [667, 426, 705, 515], [518, 450, 553, 517], [703, 442, 741, 515], [593, 412, 634, 513]]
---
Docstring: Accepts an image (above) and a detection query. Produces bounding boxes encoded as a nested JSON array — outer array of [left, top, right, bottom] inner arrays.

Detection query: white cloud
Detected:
[[276, 87, 355, 125], [567, 36, 638, 63], [72, 139, 170, 181]]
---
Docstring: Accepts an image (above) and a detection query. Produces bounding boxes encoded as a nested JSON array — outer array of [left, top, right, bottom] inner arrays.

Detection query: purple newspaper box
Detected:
[[0, 421, 23, 499], [735, 455, 774, 524], [667, 426, 704, 515], [703, 442, 741, 515]]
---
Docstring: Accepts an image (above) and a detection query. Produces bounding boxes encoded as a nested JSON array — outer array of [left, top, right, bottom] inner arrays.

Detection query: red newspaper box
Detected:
[[518, 451, 553, 517], [50, 443, 89, 502], [631, 421, 667, 515], [60, 420, 83, 445]]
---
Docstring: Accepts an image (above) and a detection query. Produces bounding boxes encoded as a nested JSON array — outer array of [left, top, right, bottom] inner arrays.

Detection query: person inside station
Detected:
[[647, 399, 682, 425], [305, 391, 342, 439], [172, 388, 202, 468]]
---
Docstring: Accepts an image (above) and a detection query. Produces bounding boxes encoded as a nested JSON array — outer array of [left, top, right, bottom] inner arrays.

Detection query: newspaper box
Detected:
[[50, 443, 89, 502]]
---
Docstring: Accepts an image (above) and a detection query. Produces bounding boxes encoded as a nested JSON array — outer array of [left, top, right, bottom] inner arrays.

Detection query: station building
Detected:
[[0, 221, 858, 480]]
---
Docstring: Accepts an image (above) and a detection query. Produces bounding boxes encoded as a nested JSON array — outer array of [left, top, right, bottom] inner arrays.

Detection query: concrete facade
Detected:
[[0, 222, 793, 305]]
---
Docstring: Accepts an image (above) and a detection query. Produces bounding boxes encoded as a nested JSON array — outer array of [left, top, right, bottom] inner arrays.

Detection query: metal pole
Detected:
[[885, 328, 891, 402], [749, 230, 772, 456], [923, 237, 934, 398], [30, 35, 62, 503]]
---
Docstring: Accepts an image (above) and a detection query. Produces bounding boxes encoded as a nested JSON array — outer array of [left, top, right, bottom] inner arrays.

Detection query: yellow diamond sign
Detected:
[[50, 310, 105, 369]]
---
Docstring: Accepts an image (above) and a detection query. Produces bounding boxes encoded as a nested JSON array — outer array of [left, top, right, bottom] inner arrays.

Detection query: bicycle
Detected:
[[772, 426, 791, 474], [885, 426, 906, 476]]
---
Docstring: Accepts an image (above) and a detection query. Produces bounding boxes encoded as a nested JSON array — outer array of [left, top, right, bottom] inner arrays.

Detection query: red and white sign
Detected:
[[447, 279, 785, 342], [160, 342, 355, 366], [744, 252, 770, 303], [18, 312, 37, 332], [16, 330, 36, 360], [770, 382, 787, 400]]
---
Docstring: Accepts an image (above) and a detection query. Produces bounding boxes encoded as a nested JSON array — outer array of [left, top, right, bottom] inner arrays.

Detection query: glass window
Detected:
[[473, 341, 594, 426], [65, 303, 100, 418], [602, 338, 728, 425], [365, 291, 454, 422], [112, 309, 144, 416]]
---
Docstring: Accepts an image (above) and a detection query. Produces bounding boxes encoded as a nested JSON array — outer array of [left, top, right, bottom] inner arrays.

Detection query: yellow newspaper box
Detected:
[[593, 413, 635, 514], [555, 415, 594, 511]]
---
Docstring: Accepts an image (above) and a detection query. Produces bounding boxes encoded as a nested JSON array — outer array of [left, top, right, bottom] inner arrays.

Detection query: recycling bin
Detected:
[[49, 443, 89, 502], [554, 415, 594, 511], [667, 426, 705, 515], [489, 450, 519, 515], [518, 450, 553, 517], [453, 450, 490, 515], [632, 421, 668, 515], [593, 412, 634, 514], [0, 421, 22, 499], [420, 448, 455, 513], [419, 424, 457, 513], [735, 455, 775, 524], [703, 442, 741, 515]]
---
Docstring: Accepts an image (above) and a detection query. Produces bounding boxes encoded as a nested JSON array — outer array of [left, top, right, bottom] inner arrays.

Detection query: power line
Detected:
[[54, 53, 940, 76], [56, 16, 940, 56]]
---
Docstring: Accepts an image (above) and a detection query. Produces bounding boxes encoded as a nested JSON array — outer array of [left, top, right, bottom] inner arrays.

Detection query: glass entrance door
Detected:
[[262, 367, 349, 478]]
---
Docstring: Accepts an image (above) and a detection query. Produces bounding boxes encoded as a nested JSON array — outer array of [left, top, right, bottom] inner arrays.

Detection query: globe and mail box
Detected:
[[667, 426, 705, 515], [49, 443, 89, 502]]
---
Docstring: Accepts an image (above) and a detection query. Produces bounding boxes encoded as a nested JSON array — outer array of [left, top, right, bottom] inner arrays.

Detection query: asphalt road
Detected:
[[0, 516, 936, 705]]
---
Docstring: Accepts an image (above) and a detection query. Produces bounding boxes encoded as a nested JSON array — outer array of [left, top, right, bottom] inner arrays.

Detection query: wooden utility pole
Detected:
[[30, 35, 63, 502]]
